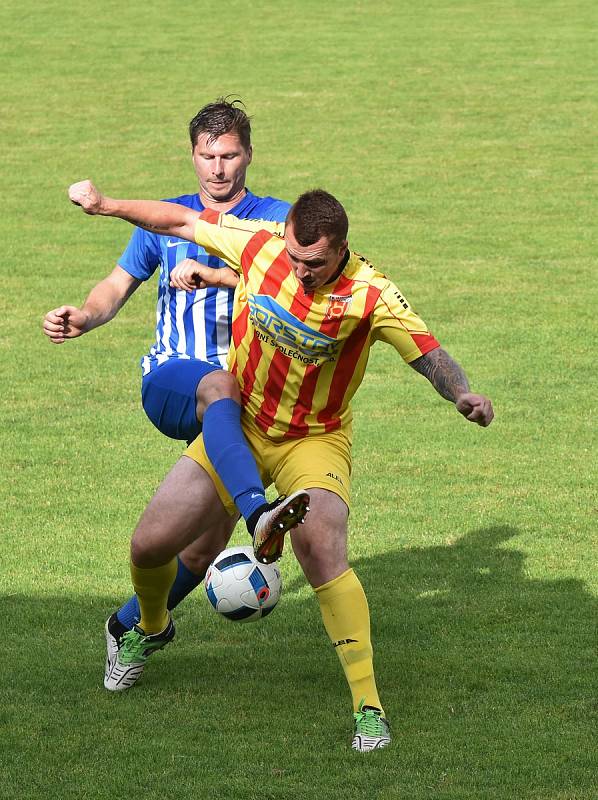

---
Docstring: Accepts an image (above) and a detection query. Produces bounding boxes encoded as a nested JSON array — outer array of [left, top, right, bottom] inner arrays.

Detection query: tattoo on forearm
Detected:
[[409, 348, 470, 402]]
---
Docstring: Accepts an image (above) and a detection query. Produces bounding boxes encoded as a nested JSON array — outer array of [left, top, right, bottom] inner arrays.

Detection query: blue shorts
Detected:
[[141, 359, 222, 442]]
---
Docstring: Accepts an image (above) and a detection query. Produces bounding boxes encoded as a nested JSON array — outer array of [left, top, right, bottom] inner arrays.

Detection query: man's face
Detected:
[[284, 222, 347, 291], [192, 132, 252, 203]]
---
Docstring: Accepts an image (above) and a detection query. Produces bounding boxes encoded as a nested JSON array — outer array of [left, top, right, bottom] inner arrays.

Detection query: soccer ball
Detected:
[[205, 545, 282, 622]]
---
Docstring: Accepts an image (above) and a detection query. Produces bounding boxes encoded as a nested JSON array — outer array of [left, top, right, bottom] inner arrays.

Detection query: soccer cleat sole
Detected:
[[351, 733, 391, 752], [254, 490, 310, 564]]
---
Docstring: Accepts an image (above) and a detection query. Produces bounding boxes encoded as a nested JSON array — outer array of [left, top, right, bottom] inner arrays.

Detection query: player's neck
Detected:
[[199, 187, 247, 213], [324, 248, 351, 287]]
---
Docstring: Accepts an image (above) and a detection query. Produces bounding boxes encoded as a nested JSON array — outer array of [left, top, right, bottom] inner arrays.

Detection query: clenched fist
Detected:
[[68, 180, 104, 215]]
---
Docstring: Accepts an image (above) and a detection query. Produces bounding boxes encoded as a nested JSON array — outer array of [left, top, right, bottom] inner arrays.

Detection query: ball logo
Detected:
[[256, 586, 271, 606], [205, 545, 282, 622]]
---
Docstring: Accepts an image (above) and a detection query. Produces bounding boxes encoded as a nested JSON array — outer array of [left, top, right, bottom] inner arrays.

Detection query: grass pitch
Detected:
[[1, 1, 596, 798]]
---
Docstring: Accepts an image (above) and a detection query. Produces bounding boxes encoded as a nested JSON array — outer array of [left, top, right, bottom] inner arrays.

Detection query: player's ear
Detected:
[[246, 145, 253, 165]]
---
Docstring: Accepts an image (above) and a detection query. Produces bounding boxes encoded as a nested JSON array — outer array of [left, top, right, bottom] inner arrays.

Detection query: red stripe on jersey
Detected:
[[230, 305, 250, 383], [255, 246, 292, 295], [240, 230, 276, 283], [232, 303, 249, 349], [411, 332, 440, 355], [240, 336, 265, 406], [285, 276, 355, 438], [240, 248, 293, 406], [199, 209, 220, 224], [317, 284, 381, 432], [255, 280, 315, 432], [283, 363, 320, 438], [254, 350, 292, 431]]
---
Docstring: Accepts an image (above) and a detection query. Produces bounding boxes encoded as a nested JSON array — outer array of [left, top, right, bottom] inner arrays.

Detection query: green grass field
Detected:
[[1, 1, 596, 798]]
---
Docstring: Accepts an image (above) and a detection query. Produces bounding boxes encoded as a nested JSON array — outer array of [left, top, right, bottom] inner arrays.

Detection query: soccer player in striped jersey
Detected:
[[43, 99, 308, 686], [69, 181, 494, 751]]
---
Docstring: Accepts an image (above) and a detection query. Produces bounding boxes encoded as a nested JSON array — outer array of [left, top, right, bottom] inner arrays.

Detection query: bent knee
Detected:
[[130, 530, 172, 569], [292, 535, 348, 588], [197, 369, 241, 410], [180, 532, 231, 574]]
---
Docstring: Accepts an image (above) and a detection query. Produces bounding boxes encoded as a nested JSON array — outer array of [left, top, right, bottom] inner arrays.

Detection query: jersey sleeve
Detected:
[[194, 211, 285, 274], [371, 281, 440, 362], [117, 226, 161, 280]]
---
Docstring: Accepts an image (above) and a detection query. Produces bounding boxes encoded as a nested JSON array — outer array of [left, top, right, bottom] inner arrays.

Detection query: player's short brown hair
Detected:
[[287, 190, 349, 248], [189, 97, 251, 151]]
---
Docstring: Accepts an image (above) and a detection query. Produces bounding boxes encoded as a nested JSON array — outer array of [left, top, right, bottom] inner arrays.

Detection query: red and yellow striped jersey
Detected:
[[194, 211, 440, 440]]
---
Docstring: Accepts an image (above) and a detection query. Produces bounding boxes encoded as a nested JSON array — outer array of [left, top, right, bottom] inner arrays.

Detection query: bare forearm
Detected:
[[410, 347, 470, 402], [79, 267, 141, 332], [80, 281, 128, 330], [98, 197, 197, 240], [410, 347, 495, 427]]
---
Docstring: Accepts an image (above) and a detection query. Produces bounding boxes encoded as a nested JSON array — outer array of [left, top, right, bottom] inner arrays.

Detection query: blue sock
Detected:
[[116, 556, 204, 629], [203, 398, 267, 522]]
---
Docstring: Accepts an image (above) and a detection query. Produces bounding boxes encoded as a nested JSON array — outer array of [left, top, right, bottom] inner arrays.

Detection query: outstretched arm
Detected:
[[410, 347, 494, 427], [68, 180, 199, 242]]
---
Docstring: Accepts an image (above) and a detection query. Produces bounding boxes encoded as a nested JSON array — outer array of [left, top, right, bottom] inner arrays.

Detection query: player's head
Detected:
[[285, 190, 349, 291], [189, 97, 253, 203], [189, 97, 252, 150]]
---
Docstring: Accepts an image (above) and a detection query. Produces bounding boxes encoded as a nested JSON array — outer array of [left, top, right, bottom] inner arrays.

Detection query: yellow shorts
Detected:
[[185, 417, 352, 515]]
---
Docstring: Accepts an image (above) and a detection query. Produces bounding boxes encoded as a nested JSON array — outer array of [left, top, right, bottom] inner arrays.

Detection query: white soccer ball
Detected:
[[205, 545, 282, 622]]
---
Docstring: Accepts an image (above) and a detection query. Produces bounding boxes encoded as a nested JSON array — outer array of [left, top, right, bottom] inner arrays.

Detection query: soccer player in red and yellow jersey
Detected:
[[171, 202, 441, 442], [69, 180, 494, 752]]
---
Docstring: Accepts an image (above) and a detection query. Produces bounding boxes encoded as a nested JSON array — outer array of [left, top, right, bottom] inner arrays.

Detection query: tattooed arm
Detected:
[[409, 347, 469, 401], [410, 348, 494, 427]]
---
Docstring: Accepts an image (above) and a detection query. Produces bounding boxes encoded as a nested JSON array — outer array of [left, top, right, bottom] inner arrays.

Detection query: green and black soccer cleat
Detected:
[[104, 614, 175, 692], [352, 701, 391, 752]]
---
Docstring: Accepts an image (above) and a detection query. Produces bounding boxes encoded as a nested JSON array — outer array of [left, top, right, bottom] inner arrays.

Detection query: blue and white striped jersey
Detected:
[[118, 190, 290, 375]]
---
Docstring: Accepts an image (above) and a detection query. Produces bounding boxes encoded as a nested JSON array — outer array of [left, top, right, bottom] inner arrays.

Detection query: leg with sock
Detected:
[[104, 454, 233, 693], [316, 569, 391, 752], [291, 486, 390, 751], [315, 568, 382, 713], [112, 358, 225, 638], [202, 397, 310, 560], [105, 512, 238, 688], [113, 511, 238, 634], [197, 371, 310, 557], [202, 397, 268, 525], [130, 558, 177, 634], [104, 558, 177, 692], [115, 556, 204, 630]]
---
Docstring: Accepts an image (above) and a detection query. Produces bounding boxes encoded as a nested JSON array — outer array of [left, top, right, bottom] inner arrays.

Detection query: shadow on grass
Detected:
[[3, 525, 595, 800]]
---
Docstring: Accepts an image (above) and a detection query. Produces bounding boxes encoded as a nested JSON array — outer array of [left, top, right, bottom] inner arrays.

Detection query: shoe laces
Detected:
[[354, 706, 387, 736], [119, 629, 149, 661]]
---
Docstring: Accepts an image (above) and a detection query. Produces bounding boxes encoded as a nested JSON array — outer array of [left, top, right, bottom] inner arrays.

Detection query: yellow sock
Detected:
[[315, 568, 383, 713], [130, 558, 177, 634]]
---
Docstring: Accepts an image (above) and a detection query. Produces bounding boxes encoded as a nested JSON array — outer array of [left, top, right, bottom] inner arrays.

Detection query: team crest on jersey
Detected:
[[324, 294, 352, 321]]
